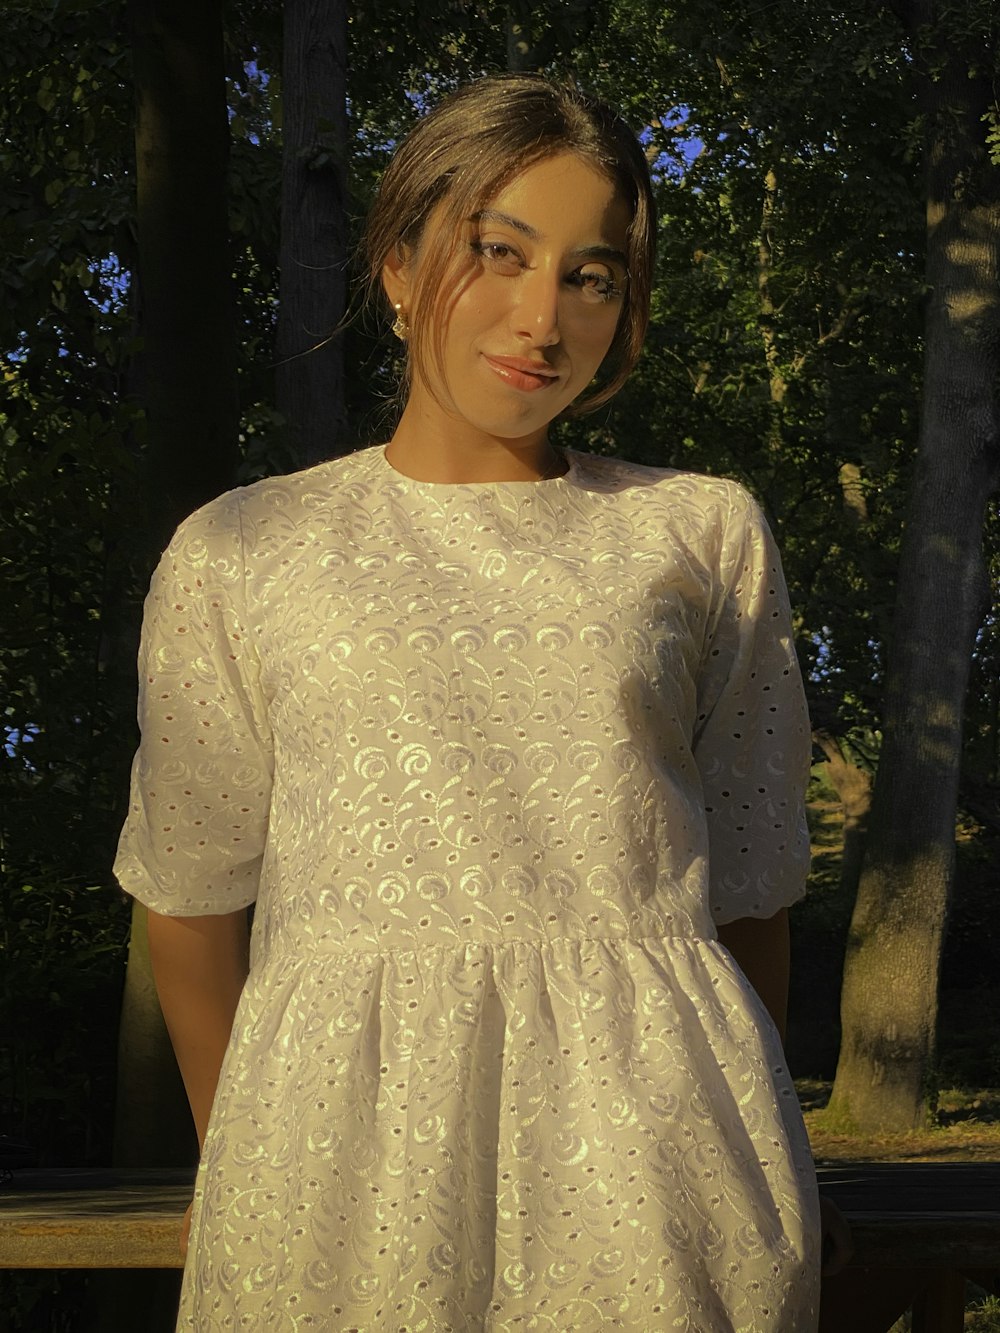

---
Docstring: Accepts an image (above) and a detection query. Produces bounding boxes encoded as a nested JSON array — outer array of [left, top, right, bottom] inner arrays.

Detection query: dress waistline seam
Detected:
[[255, 929, 721, 966]]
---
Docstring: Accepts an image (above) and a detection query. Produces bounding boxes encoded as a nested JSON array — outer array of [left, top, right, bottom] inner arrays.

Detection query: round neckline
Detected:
[[375, 444, 576, 491]]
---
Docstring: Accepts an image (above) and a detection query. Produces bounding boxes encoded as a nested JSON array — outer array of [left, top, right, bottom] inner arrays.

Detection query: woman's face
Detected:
[[384, 153, 633, 452]]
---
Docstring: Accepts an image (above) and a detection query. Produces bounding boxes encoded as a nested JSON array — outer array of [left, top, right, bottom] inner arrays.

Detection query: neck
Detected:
[[385, 400, 564, 483]]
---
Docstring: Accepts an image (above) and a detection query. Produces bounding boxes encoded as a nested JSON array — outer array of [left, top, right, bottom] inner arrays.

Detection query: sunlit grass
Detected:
[[800, 1082, 1000, 1161]]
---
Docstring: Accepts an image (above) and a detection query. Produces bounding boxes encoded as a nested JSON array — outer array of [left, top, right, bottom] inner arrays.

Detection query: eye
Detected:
[[567, 264, 623, 303], [470, 238, 524, 274]]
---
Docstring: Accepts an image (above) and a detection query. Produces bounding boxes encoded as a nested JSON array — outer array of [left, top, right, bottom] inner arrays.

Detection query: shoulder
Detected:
[[565, 450, 763, 538], [168, 445, 386, 556]]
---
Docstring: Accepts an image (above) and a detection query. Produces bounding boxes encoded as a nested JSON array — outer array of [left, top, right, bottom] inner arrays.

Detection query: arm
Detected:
[[716, 907, 790, 1044], [147, 907, 250, 1149], [718, 907, 855, 1275], [692, 490, 809, 1000]]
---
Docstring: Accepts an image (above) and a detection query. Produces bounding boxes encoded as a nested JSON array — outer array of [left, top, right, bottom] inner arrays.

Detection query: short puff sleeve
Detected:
[[113, 491, 272, 915], [693, 487, 811, 924]]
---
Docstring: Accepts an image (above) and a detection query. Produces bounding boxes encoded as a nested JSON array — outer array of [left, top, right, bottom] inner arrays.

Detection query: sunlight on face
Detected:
[[385, 153, 633, 471]]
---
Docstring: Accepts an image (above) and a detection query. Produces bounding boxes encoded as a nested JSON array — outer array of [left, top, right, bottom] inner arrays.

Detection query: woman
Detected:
[[116, 75, 829, 1331]]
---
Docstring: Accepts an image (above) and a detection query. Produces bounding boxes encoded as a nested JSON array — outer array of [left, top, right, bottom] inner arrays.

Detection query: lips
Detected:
[[483, 354, 560, 392]]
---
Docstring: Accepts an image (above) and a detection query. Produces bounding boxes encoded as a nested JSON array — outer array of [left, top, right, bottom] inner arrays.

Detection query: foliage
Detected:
[[0, 0, 141, 1163], [966, 1295, 1000, 1332]]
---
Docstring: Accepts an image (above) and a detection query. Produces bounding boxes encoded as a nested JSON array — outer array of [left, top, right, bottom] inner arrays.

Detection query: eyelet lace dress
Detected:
[[115, 444, 820, 1332]]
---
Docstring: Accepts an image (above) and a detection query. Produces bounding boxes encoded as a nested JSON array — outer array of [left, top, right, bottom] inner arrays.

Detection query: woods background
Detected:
[[1, 0, 999, 1324]]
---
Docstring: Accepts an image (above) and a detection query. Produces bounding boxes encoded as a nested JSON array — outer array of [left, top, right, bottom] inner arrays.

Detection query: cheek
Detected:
[[571, 311, 622, 364], [440, 293, 497, 358]]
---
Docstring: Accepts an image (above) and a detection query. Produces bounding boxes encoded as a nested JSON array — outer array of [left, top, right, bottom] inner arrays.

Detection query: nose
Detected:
[[512, 265, 561, 348]]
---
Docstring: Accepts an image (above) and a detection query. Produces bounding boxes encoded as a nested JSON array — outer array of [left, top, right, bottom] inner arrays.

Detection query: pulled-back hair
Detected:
[[364, 75, 656, 414]]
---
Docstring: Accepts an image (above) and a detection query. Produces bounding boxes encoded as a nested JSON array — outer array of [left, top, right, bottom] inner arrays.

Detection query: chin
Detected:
[[465, 403, 564, 439]]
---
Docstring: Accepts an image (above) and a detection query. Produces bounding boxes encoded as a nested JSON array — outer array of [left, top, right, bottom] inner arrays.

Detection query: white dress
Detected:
[[115, 444, 820, 1332]]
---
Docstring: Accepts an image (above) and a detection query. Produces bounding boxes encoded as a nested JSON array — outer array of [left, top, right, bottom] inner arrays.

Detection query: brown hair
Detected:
[[363, 74, 656, 414]]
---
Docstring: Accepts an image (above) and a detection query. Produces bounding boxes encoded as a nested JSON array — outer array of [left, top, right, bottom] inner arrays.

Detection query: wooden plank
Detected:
[[0, 1169, 192, 1269], [817, 1162, 1000, 1269], [911, 1269, 967, 1333], [1, 1213, 186, 1269], [816, 1161, 1000, 1211], [845, 1215, 1000, 1268]]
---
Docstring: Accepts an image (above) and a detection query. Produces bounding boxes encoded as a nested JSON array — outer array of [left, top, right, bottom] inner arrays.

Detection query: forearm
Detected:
[[716, 907, 790, 1043], [146, 907, 251, 1149]]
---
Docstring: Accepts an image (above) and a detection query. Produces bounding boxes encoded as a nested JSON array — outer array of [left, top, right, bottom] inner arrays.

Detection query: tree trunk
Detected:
[[123, 0, 239, 1153], [275, 0, 348, 467], [119, 0, 240, 1173], [130, 0, 240, 544], [829, 1, 1000, 1131], [100, 10, 239, 1321]]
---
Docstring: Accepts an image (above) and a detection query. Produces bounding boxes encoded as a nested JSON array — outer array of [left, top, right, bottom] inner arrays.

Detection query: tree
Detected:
[[275, 0, 349, 466], [115, 0, 241, 1174], [129, 0, 241, 539], [829, 0, 1000, 1130]]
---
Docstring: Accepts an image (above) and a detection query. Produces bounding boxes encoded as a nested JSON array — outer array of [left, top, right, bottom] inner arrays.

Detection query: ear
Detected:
[[381, 243, 413, 314]]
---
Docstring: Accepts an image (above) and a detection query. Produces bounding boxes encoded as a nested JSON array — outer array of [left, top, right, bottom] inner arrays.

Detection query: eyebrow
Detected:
[[471, 209, 628, 269]]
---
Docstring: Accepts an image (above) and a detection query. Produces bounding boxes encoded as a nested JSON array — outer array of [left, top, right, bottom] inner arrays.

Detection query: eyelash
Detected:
[[469, 239, 623, 303]]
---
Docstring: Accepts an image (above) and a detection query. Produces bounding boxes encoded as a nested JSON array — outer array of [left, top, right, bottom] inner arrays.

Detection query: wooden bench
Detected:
[[817, 1163, 1000, 1332], [2, 1162, 998, 1330], [0, 1168, 193, 1269]]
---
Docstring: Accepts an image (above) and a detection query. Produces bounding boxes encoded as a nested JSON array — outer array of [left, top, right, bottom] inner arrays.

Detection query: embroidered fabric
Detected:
[[115, 444, 820, 1331]]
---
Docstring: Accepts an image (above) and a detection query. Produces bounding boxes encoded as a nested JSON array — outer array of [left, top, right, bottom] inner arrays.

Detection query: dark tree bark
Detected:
[[829, 0, 1000, 1131], [117, 0, 241, 1182], [130, 0, 240, 543], [100, 6, 238, 1325], [275, 0, 348, 466]]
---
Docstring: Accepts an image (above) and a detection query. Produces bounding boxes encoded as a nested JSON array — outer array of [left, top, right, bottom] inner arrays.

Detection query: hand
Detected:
[[180, 1199, 194, 1261], [819, 1194, 853, 1276]]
